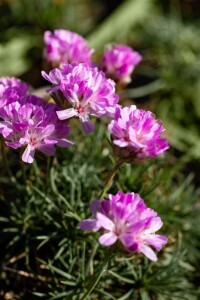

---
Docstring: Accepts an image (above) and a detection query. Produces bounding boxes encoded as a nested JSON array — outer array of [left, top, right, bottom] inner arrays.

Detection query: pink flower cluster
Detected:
[[108, 105, 169, 161], [44, 29, 93, 68], [100, 44, 142, 85], [0, 30, 169, 263], [0, 77, 29, 108], [0, 78, 73, 163], [79, 192, 167, 261], [42, 63, 119, 135], [43, 29, 142, 86]]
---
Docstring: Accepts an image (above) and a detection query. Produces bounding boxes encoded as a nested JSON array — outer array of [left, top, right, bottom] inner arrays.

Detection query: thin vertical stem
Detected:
[[46, 156, 54, 191], [20, 160, 26, 184], [0, 137, 13, 178], [80, 245, 116, 300], [99, 159, 124, 199]]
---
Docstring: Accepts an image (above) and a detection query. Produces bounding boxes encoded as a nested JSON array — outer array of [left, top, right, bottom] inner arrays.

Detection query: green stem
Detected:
[[46, 156, 54, 191], [99, 159, 124, 199], [18, 148, 27, 184], [0, 137, 13, 178], [20, 160, 26, 184], [80, 246, 116, 300]]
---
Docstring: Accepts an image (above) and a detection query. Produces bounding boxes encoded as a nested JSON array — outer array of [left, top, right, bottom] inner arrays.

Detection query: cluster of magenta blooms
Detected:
[[0, 29, 169, 261]]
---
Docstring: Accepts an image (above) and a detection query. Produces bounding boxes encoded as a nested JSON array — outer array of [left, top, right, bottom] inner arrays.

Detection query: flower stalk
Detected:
[[80, 245, 116, 300], [1, 137, 12, 178], [99, 159, 124, 199]]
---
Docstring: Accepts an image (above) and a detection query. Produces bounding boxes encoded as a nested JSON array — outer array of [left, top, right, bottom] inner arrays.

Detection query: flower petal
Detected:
[[78, 219, 100, 232], [80, 117, 95, 135], [119, 233, 138, 252], [144, 234, 168, 251], [96, 212, 115, 231], [139, 245, 157, 261], [38, 144, 55, 156], [22, 146, 35, 164], [56, 138, 74, 147], [6, 141, 22, 149], [99, 232, 117, 246], [90, 200, 102, 216], [57, 108, 77, 120]]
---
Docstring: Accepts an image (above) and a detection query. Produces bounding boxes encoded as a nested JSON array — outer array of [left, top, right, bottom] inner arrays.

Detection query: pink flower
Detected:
[[42, 63, 119, 135], [0, 96, 73, 163], [0, 77, 28, 107], [44, 29, 94, 67], [79, 192, 167, 261], [100, 44, 142, 85], [108, 105, 169, 162]]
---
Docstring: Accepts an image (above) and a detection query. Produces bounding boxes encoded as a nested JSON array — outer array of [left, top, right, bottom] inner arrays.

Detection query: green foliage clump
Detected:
[[0, 124, 200, 299]]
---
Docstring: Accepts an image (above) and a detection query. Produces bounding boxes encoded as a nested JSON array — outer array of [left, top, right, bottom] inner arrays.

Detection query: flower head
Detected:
[[0, 77, 28, 107], [0, 96, 73, 163], [79, 192, 167, 261], [42, 63, 119, 135], [44, 29, 94, 67], [100, 44, 142, 85], [108, 105, 169, 162]]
